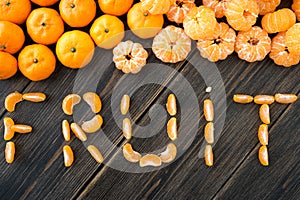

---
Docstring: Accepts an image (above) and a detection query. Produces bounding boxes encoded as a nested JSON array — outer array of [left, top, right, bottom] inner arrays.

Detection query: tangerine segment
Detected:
[[140, 154, 162, 167], [70, 123, 87, 141], [4, 117, 14, 141], [166, 0, 196, 24], [123, 143, 141, 163], [120, 94, 130, 115], [204, 144, 213, 167], [62, 120, 71, 141], [274, 94, 298, 104], [56, 30, 95, 69], [292, 0, 300, 21], [113, 40, 148, 74], [167, 117, 177, 141], [225, 0, 259, 31], [5, 91, 23, 112], [81, 115, 103, 133], [122, 118, 132, 140], [62, 94, 81, 115], [87, 145, 104, 164], [63, 145, 74, 167], [22, 92, 46, 102], [197, 22, 236, 62], [0, 21, 25, 54], [183, 6, 217, 40], [140, 0, 175, 15], [235, 26, 271, 62], [286, 23, 300, 56], [270, 32, 300, 67], [258, 145, 269, 166], [166, 94, 177, 116], [152, 25, 191, 63], [202, 0, 229, 18], [0, 52, 17, 80], [11, 125, 32, 134], [0, 0, 31, 24], [257, 0, 280, 15], [83, 92, 102, 114], [90, 15, 125, 49], [127, 2, 164, 39], [261, 8, 296, 34], [159, 143, 177, 163], [5, 141, 15, 164]]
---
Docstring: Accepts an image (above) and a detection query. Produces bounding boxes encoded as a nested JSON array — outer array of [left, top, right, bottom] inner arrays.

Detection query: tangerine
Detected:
[[235, 26, 271, 62], [0, 21, 25, 54], [98, 0, 133, 16], [257, 0, 280, 15], [0, 52, 17, 80], [166, 0, 195, 24], [18, 44, 56, 81], [292, 0, 300, 21], [0, 0, 31, 24], [30, 0, 59, 6], [286, 23, 300, 56], [197, 22, 236, 62]]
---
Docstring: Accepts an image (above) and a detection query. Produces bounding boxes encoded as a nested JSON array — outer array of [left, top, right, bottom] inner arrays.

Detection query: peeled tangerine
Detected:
[[292, 0, 300, 21], [286, 23, 300, 56], [197, 22, 236, 62], [152, 26, 191, 63], [235, 26, 271, 62], [183, 6, 217, 40], [166, 0, 195, 24], [270, 32, 300, 67], [257, 0, 280, 15], [225, 0, 259, 31], [262, 8, 296, 34], [113, 40, 148, 74], [202, 0, 229, 18], [140, 0, 176, 15]]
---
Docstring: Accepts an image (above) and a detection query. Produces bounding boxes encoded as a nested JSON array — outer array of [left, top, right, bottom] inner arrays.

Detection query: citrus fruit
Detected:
[[225, 0, 259, 31], [286, 23, 300, 56], [270, 32, 300, 67], [166, 0, 195, 24], [292, 0, 300, 21], [113, 40, 148, 74], [56, 30, 95, 69], [90, 15, 124, 49], [0, 52, 17, 80], [261, 8, 296, 34], [59, 0, 96, 28], [202, 0, 229, 18], [0, 0, 31, 24], [98, 0, 133, 16], [152, 25, 191, 63], [0, 21, 25, 54], [140, 0, 176, 15], [197, 22, 236, 62], [235, 26, 271, 62], [26, 8, 64, 45], [30, 0, 59, 6], [18, 44, 56, 81], [127, 2, 164, 39], [257, 0, 280, 15], [183, 6, 217, 40]]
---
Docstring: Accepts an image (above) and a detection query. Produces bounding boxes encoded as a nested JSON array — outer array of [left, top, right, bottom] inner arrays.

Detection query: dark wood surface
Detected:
[[0, 1, 299, 199]]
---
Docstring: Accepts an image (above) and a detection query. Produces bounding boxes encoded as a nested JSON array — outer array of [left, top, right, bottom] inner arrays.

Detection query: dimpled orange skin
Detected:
[[261, 8, 296, 34], [235, 26, 271, 62], [18, 44, 56, 81], [0, 0, 31, 24], [0, 21, 25, 54], [98, 0, 133, 16], [59, 0, 96, 28], [127, 3, 164, 39], [197, 22, 236, 62], [26, 8, 64, 45], [90, 15, 125, 49], [56, 30, 95, 69], [140, 0, 176, 15], [292, 0, 300, 21], [0, 52, 17, 80], [202, 0, 230, 18], [257, 0, 280, 15], [286, 23, 300, 56], [225, 0, 259, 31], [183, 6, 217, 40], [152, 25, 191, 63], [270, 32, 300, 67], [166, 0, 195, 24], [31, 0, 59, 6]]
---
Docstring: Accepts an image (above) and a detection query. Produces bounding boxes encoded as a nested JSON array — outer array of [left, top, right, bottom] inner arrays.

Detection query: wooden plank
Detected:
[[76, 46, 300, 199]]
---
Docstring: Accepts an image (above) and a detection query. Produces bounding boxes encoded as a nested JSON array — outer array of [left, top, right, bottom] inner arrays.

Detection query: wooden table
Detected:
[[0, 1, 299, 199]]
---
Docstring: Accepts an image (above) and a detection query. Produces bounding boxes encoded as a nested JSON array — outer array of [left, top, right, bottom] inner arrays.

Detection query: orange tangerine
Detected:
[[235, 26, 271, 62], [197, 22, 236, 62], [292, 0, 300, 21], [225, 0, 259, 31], [98, 0, 133, 16], [0, 52, 17, 80], [257, 0, 280, 15], [0, 0, 31, 24], [0, 21, 25, 54], [166, 0, 195, 24], [31, 0, 59, 6], [183, 6, 217, 40], [270, 32, 300, 67], [152, 25, 191, 63], [261, 8, 296, 34], [202, 0, 230, 18]]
